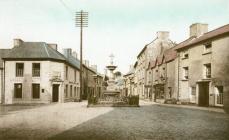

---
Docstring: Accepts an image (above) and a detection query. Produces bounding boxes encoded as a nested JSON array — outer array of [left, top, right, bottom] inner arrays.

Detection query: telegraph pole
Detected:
[[75, 10, 88, 100]]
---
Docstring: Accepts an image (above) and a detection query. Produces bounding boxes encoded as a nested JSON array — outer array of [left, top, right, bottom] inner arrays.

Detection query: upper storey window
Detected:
[[203, 43, 212, 54], [182, 50, 189, 59], [16, 63, 24, 77], [32, 63, 40, 77]]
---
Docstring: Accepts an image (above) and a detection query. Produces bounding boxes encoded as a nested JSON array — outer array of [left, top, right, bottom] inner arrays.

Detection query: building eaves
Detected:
[[176, 24, 229, 51], [0, 49, 11, 68], [137, 45, 148, 58]]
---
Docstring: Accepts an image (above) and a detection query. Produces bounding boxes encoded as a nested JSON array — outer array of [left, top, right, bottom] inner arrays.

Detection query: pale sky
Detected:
[[0, 0, 228, 74]]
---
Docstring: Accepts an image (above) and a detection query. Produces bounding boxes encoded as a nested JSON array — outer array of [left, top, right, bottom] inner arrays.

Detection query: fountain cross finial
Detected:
[[109, 53, 114, 65]]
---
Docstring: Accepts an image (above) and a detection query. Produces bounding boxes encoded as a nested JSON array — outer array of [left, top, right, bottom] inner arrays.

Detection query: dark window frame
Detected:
[[32, 63, 40, 77], [70, 85, 73, 97], [16, 63, 24, 77], [205, 64, 211, 78], [183, 67, 189, 79]]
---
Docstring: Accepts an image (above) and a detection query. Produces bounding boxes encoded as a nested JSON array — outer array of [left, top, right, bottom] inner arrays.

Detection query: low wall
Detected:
[[87, 95, 139, 107]]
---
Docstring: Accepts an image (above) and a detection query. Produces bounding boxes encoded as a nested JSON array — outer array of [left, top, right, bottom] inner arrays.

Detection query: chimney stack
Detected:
[[48, 44, 57, 50], [91, 65, 97, 72], [190, 23, 208, 37], [157, 31, 169, 40], [129, 65, 134, 71], [72, 51, 78, 59], [83, 60, 89, 67], [13, 39, 23, 47], [63, 48, 72, 57], [86, 60, 89, 67]]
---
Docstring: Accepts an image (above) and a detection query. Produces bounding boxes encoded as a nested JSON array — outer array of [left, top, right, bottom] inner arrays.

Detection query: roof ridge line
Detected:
[[44, 44, 50, 57], [203, 24, 229, 35]]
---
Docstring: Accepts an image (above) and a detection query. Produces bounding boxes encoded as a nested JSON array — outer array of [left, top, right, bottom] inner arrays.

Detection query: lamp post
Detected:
[[129, 76, 134, 96], [93, 74, 98, 97]]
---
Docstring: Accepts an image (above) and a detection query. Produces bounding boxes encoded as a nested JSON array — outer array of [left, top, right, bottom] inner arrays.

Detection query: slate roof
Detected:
[[164, 47, 177, 63], [3, 41, 82, 70], [156, 55, 164, 66], [0, 49, 10, 68], [150, 60, 157, 69], [176, 24, 229, 50], [4, 42, 66, 61], [137, 45, 147, 58], [64, 54, 80, 70]]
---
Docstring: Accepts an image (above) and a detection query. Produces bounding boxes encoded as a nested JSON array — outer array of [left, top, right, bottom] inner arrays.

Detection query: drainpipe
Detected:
[[2, 60, 5, 104], [165, 62, 167, 100], [177, 53, 180, 101], [0, 68, 3, 104]]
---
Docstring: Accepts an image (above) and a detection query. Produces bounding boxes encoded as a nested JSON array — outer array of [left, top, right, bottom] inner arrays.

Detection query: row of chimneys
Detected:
[[13, 39, 97, 72], [58, 48, 98, 72], [156, 23, 208, 40], [13, 39, 58, 50]]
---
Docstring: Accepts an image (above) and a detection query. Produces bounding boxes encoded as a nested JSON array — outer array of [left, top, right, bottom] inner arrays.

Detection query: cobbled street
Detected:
[[0, 101, 229, 140]]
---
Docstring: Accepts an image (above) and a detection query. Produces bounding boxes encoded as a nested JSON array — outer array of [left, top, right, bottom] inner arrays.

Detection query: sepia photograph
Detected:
[[0, 0, 229, 140]]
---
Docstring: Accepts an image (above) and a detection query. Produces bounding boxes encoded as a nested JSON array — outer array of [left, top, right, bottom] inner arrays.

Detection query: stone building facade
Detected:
[[0, 49, 10, 104], [136, 46, 147, 99], [123, 65, 135, 96], [82, 65, 103, 100], [176, 23, 229, 108], [149, 47, 178, 103], [0, 39, 102, 104], [136, 31, 175, 99], [133, 23, 229, 110]]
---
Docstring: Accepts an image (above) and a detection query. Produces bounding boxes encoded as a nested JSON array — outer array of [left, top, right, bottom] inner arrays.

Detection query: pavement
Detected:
[[0, 101, 229, 140], [140, 100, 226, 113]]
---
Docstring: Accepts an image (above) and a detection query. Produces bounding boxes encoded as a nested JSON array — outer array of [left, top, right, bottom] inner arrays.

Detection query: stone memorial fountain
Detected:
[[103, 54, 120, 97]]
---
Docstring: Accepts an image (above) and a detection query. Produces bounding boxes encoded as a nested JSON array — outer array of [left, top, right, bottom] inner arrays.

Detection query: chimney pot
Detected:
[[72, 51, 78, 59]]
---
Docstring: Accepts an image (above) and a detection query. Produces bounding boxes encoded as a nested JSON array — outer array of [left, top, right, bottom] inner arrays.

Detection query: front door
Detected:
[[52, 84, 59, 102], [198, 82, 209, 106]]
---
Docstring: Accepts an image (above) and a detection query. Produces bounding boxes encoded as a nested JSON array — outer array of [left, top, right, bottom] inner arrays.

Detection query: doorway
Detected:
[[52, 84, 59, 102], [198, 82, 209, 106]]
